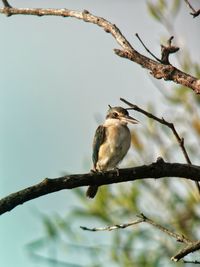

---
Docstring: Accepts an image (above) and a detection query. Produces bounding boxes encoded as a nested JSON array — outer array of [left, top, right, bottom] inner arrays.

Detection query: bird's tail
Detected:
[[86, 185, 98, 198]]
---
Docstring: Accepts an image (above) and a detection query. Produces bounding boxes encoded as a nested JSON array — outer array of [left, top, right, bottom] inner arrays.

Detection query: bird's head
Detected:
[[106, 106, 139, 125]]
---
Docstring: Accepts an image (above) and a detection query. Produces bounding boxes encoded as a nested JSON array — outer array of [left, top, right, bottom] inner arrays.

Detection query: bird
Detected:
[[86, 106, 139, 198]]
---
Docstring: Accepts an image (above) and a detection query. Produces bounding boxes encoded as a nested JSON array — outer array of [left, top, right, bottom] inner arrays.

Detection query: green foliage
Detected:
[[147, 2, 162, 22], [147, 0, 181, 24]]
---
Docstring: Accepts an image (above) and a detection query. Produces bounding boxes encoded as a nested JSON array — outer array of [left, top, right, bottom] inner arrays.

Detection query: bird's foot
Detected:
[[90, 168, 105, 175], [90, 168, 97, 173], [114, 167, 120, 176]]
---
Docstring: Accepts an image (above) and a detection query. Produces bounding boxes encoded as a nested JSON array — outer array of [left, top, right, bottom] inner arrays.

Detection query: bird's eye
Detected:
[[112, 112, 118, 118]]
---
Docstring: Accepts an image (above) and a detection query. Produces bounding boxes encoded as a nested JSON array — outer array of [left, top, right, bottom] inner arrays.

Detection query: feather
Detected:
[[92, 125, 106, 169]]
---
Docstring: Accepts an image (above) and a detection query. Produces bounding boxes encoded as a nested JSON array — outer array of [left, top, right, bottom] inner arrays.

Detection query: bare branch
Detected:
[[135, 33, 161, 62], [171, 241, 200, 262], [1, 0, 12, 16], [81, 213, 200, 261], [115, 49, 200, 93], [121, 98, 200, 194], [137, 214, 192, 244], [1, 160, 200, 216], [0, 6, 200, 93], [2, 0, 11, 8], [0, 7, 133, 51], [135, 34, 179, 65], [184, 0, 200, 18], [192, 10, 200, 18], [80, 217, 143, 232], [183, 260, 200, 264], [81, 213, 191, 244], [184, 0, 196, 13], [160, 36, 179, 65]]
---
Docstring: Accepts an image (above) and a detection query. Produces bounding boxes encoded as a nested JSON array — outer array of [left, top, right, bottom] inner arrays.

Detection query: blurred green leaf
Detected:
[[26, 237, 47, 251], [194, 63, 200, 78], [131, 131, 144, 151], [158, 0, 167, 13], [147, 2, 162, 21], [171, 0, 181, 16], [41, 214, 58, 239]]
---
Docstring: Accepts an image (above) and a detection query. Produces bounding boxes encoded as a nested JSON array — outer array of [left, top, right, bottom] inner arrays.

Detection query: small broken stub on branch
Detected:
[[161, 36, 179, 65]]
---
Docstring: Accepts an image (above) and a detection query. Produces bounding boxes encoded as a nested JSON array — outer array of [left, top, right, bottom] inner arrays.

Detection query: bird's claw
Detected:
[[90, 169, 97, 174], [114, 167, 120, 176]]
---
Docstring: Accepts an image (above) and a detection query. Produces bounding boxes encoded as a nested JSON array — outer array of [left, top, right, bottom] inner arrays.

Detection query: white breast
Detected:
[[96, 119, 131, 171]]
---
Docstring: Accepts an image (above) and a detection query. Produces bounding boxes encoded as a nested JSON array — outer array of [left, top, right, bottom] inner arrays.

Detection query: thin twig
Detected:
[[2, 0, 12, 8], [135, 33, 161, 62], [183, 260, 200, 264], [184, 0, 200, 18], [120, 98, 200, 195], [135, 34, 179, 65], [81, 213, 200, 261], [160, 36, 179, 64], [184, 0, 196, 13], [137, 214, 192, 244], [80, 213, 191, 243], [80, 218, 143, 232]]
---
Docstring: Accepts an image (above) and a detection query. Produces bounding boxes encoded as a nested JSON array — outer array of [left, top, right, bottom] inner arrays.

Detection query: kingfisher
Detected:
[[86, 106, 139, 198]]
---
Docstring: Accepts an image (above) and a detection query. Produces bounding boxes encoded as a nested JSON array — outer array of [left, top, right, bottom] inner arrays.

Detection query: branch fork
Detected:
[[81, 213, 200, 262], [0, 3, 200, 93], [161, 36, 179, 65], [121, 98, 200, 194]]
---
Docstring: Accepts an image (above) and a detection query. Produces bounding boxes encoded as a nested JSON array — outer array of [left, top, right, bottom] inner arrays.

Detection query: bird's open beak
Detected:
[[121, 115, 139, 124]]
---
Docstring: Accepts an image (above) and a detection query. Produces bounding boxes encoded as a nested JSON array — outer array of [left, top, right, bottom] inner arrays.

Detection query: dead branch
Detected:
[[115, 49, 200, 93], [121, 98, 200, 194], [171, 241, 200, 262], [0, 4, 200, 93], [183, 260, 200, 264], [81, 213, 200, 262], [80, 217, 143, 232], [184, 0, 200, 18], [137, 214, 192, 245], [1, 159, 200, 216], [2, 0, 11, 8], [160, 36, 179, 65], [135, 34, 179, 65]]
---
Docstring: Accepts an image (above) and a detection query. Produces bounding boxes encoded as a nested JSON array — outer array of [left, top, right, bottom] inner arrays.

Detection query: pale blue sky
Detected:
[[0, 1, 199, 266]]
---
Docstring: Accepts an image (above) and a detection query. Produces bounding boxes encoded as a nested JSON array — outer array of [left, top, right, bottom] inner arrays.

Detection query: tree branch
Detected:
[[80, 217, 144, 232], [135, 34, 179, 65], [183, 260, 200, 265], [121, 98, 188, 162], [81, 213, 192, 243], [160, 36, 179, 65], [81, 213, 191, 244], [115, 49, 200, 93], [81, 213, 200, 261], [171, 241, 200, 262], [2, 0, 11, 8], [135, 33, 161, 62], [137, 214, 192, 245], [0, 6, 200, 93], [121, 98, 200, 194], [184, 0, 200, 18], [1, 159, 200, 216]]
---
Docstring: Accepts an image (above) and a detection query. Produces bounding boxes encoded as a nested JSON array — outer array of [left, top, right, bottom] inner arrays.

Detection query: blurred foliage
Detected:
[[29, 1, 200, 266]]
